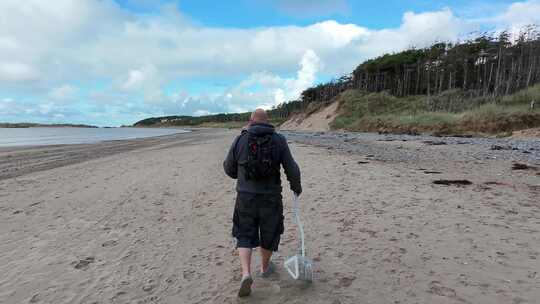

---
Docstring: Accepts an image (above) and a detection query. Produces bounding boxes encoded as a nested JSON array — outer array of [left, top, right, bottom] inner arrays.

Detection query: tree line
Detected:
[[284, 26, 540, 110]]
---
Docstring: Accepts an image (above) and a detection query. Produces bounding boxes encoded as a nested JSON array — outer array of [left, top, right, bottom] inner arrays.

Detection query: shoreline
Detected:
[[0, 127, 191, 149], [0, 128, 217, 181]]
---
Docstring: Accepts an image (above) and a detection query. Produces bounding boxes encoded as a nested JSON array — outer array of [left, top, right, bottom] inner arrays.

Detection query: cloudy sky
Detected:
[[1, 0, 540, 126]]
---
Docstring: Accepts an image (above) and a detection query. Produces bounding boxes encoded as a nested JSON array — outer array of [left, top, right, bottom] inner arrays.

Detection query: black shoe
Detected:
[[238, 275, 253, 297]]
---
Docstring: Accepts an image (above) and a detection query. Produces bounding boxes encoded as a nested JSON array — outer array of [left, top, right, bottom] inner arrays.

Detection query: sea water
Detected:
[[0, 127, 189, 147]]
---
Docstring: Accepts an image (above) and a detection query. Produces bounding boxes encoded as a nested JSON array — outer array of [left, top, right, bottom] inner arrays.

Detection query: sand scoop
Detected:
[[284, 194, 313, 282]]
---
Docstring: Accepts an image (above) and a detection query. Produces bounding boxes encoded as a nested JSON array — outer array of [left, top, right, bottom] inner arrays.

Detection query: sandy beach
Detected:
[[1, 128, 539, 304]]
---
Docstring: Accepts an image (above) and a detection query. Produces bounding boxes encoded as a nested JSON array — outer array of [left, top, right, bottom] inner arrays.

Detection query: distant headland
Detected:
[[0, 123, 99, 128]]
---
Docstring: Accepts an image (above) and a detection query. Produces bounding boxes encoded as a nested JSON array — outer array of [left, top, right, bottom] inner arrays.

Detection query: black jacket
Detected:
[[223, 123, 302, 195]]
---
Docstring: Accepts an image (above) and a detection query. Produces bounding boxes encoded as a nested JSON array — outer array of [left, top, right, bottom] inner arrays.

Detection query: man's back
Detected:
[[223, 122, 302, 195]]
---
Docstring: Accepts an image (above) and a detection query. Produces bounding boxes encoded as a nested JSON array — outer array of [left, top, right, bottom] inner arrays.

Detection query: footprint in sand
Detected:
[[337, 276, 356, 288], [111, 291, 128, 302], [428, 281, 457, 298], [73, 256, 95, 270], [102, 239, 118, 247], [142, 280, 157, 293], [183, 270, 195, 279], [29, 293, 41, 303]]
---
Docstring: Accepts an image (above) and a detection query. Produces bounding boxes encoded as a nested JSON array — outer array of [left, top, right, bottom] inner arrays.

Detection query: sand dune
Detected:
[[1, 129, 539, 303], [280, 102, 338, 132]]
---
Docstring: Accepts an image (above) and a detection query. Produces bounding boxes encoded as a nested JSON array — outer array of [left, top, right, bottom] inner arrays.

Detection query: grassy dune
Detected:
[[330, 85, 540, 136]]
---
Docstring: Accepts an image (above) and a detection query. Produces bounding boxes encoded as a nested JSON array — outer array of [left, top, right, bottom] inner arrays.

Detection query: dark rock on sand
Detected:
[[423, 140, 447, 145], [433, 180, 473, 186], [491, 144, 513, 150], [512, 163, 537, 170]]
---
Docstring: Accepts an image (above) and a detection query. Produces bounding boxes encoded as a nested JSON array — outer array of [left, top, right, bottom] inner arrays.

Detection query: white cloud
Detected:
[[0, 36, 19, 50], [190, 49, 321, 112], [235, 48, 321, 107], [292, 49, 320, 96], [495, 0, 540, 26], [193, 110, 211, 116], [49, 85, 77, 100], [122, 70, 147, 91], [120, 64, 160, 92], [0, 62, 40, 82], [352, 9, 465, 60], [488, 0, 540, 37]]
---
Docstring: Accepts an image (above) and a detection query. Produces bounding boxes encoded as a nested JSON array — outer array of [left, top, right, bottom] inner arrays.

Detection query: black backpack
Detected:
[[243, 133, 278, 180]]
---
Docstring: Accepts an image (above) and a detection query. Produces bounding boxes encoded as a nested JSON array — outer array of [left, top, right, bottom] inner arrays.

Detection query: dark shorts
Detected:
[[232, 192, 284, 251]]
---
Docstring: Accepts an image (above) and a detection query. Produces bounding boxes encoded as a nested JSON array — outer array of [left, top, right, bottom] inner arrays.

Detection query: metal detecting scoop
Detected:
[[284, 194, 313, 282]]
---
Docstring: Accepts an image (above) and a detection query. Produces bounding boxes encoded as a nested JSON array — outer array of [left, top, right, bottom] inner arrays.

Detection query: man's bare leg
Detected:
[[238, 248, 252, 277], [260, 247, 273, 272], [238, 248, 253, 297]]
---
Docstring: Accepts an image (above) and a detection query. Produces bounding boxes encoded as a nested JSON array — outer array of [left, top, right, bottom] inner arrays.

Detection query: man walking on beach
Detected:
[[223, 109, 302, 297]]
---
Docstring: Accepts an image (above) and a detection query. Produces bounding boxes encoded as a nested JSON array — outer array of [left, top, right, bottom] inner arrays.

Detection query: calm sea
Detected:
[[0, 127, 189, 147]]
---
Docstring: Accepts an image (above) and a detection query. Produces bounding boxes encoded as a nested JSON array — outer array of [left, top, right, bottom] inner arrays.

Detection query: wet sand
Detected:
[[0, 129, 212, 181], [1, 128, 539, 303]]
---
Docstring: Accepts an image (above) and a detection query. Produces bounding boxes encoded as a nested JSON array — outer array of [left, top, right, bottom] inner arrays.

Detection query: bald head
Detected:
[[250, 108, 269, 124]]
